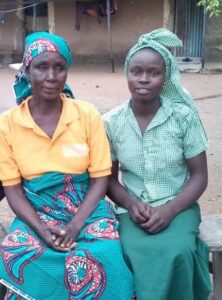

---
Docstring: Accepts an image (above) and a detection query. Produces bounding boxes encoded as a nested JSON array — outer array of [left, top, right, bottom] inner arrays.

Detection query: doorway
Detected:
[[173, 0, 204, 60], [24, 3, 48, 35]]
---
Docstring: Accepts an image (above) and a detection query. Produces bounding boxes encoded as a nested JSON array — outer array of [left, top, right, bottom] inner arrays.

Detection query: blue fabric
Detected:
[[0, 172, 134, 300], [24, 31, 72, 67], [14, 31, 74, 104]]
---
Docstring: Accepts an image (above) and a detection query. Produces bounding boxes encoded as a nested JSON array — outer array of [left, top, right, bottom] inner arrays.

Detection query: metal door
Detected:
[[173, 0, 204, 59]]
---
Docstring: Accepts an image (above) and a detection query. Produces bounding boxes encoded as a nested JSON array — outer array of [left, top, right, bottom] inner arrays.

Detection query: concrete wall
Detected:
[[0, 0, 164, 65], [0, 8, 24, 64], [204, 15, 222, 63], [54, 0, 164, 62]]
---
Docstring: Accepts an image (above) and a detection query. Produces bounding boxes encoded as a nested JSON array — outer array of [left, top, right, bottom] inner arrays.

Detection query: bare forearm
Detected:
[[71, 176, 108, 226], [0, 181, 4, 201], [107, 176, 138, 210], [166, 173, 207, 216], [4, 184, 43, 233], [167, 152, 208, 216]]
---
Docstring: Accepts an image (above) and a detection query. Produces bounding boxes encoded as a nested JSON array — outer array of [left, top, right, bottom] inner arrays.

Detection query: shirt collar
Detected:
[[124, 96, 173, 131], [14, 93, 79, 128], [125, 96, 173, 117]]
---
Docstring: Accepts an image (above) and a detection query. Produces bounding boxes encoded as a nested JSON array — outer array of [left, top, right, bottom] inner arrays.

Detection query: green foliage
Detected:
[[198, 0, 222, 16]]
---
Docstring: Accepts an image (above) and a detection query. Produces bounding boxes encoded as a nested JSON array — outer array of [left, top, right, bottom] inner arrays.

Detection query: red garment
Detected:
[[75, 0, 117, 31]]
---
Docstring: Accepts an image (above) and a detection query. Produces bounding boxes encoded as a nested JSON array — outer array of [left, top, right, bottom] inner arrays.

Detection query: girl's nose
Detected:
[[139, 72, 149, 82]]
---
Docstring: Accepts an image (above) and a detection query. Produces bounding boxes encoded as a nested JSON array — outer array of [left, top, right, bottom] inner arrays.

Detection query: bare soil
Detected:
[[0, 65, 222, 224]]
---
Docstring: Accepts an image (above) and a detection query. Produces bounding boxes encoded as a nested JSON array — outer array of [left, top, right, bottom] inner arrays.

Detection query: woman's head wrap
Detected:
[[124, 28, 197, 112], [14, 31, 74, 104]]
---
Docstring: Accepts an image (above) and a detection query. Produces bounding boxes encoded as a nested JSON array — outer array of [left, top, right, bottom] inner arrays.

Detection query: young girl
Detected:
[[104, 28, 211, 300]]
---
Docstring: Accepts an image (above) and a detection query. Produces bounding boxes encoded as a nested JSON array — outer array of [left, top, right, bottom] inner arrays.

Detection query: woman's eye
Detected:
[[38, 64, 48, 70], [54, 64, 66, 72], [57, 65, 65, 71]]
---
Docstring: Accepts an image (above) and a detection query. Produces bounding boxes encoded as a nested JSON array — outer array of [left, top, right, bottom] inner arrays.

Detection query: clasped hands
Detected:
[[37, 221, 81, 252], [129, 201, 174, 234]]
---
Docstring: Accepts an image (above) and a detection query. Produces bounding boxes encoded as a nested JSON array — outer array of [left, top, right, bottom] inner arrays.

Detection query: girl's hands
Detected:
[[140, 204, 175, 234], [129, 201, 152, 224]]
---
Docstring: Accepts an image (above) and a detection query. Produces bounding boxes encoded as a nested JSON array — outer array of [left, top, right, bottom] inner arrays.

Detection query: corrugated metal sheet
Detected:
[[173, 0, 204, 58]]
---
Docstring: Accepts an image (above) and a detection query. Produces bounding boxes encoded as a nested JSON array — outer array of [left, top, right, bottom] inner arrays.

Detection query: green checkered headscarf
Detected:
[[14, 32, 74, 104], [125, 28, 197, 113]]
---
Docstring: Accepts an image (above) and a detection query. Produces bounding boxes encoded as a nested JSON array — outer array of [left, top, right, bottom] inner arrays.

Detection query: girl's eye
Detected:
[[131, 70, 140, 76], [150, 71, 160, 77]]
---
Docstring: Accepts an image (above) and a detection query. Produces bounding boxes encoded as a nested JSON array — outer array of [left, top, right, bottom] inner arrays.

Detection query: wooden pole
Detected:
[[48, 1, 55, 33], [106, 0, 114, 73], [33, 4, 37, 32]]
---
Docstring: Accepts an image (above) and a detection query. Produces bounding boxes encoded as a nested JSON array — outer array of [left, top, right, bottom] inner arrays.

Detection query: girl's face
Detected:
[[27, 52, 68, 102], [127, 48, 165, 104]]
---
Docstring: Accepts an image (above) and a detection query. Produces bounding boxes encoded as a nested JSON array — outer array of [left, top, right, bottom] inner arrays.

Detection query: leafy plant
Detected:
[[198, 0, 222, 17]]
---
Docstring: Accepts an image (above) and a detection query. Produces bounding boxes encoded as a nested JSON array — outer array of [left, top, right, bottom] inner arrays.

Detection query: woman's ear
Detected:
[[25, 66, 29, 76], [25, 67, 30, 84]]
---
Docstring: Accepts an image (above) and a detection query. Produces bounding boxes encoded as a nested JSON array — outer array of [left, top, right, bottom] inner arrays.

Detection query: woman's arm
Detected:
[[72, 176, 108, 226], [4, 184, 70, 251], [107, 161, 152, 224], [54, 176, 109, 248], [4, 183, 44, 232], [0, 181, 4, 201], [141, 151, 208, 233]]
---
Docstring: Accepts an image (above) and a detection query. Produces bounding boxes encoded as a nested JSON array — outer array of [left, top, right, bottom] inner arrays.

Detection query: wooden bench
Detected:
[[0, 215, 221, 299], [199, 215, 222, 300]]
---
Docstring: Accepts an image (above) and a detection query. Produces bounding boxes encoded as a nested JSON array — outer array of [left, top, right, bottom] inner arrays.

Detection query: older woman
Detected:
[[0, 32, 134, 299]]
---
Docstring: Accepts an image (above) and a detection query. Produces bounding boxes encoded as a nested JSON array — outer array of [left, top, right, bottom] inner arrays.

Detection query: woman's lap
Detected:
[[0, 210, 134, 299]]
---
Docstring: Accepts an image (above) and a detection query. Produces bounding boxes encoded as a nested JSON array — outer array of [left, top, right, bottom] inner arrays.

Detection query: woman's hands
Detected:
[[52, 221, 81, 251], [36, 222, 80, 252]]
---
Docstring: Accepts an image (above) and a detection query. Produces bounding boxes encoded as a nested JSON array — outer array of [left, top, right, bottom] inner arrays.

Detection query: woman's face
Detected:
[[127, 48, 165, 104], [27, 52, 68, 101]]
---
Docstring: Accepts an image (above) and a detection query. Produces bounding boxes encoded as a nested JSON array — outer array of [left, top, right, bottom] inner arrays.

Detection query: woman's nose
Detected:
[[47, 68, 56, 80]]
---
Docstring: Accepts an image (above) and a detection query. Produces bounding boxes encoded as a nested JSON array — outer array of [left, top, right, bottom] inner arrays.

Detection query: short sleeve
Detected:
[[87, 108, 112, 177], [182, 111, 208, 159], [103, 116, 117, 161], [0, 116, 21, 186]]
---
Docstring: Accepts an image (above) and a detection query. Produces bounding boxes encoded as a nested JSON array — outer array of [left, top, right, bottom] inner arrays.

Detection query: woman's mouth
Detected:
[[43, 87, 58, 93]]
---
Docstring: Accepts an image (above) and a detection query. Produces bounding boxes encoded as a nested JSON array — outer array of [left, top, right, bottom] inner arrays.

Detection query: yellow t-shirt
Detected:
[[0, 94, 111, 186]]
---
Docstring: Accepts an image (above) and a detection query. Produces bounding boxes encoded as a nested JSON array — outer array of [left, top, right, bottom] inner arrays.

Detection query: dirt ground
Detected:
[[0, 64, 222, 224]]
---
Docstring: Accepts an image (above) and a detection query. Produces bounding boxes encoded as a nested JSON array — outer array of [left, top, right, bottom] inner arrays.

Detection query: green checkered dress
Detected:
[[103, 28, 211, 300], [104, 97, 208, 214]]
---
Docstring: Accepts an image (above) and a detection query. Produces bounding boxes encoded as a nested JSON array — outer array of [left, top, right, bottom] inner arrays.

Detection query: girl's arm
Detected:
[[4, 184, 70, 251], [141, 151, 208, 233], [107, 161, 152, 224], [165, 151, 207, 214]]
